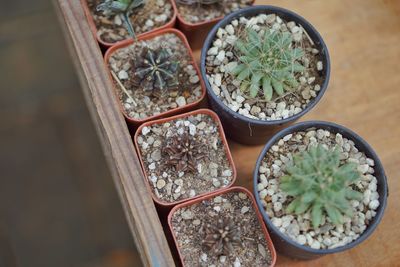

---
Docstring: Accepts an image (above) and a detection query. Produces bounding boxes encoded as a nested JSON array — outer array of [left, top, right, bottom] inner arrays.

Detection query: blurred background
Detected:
[[0, 1, 141, 266]]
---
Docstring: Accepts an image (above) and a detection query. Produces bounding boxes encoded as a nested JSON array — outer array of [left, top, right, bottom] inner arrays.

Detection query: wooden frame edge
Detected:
[[53, 1, 175, 266]]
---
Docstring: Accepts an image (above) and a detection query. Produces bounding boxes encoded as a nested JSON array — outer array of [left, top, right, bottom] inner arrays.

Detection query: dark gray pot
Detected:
[[253, 121, 389, 259], [200, 6, 330, 145]]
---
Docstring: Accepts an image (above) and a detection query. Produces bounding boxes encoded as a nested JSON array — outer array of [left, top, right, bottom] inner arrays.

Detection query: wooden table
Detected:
[[55, 0, 400, 266]]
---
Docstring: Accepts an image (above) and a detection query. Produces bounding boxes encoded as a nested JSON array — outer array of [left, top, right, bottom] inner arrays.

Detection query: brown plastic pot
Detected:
[[104, 28, 207, 129], [168, 186, 277, 267], [172, 0, 255, 49], [134, 108, 237, 210], [81, 0, 177, 48]]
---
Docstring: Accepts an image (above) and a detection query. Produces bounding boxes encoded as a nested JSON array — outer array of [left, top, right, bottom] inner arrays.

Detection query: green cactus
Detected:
[[132, 47, 180, 92], [97, 0, 146, 40], [230, 28, 305, 101], [279, 144, 363, 228]]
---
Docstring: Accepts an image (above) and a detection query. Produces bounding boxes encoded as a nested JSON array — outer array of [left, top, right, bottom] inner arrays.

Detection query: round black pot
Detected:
[[200, 6, 331, 145], [253, 121, 389, 260]]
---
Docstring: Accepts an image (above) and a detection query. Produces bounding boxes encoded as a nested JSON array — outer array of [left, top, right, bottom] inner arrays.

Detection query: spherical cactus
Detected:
[[280, 144, 363, 228]]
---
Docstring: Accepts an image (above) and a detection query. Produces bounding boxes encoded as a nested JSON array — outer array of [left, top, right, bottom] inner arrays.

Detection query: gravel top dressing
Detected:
[[256, 128, 380, 250], [205, 13, 325, 121], [137, 113, 234, 203], [171, 191, 272, 266], [87, 0, 173, 43], [176, 0, 253, 24], [108, 33, 203, 120]]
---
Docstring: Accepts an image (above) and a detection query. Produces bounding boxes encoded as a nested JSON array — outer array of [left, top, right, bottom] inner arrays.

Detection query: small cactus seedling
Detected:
[[162, 131, 208, 173], [279, 144, 363, 228], [132, 47, 180, 92], [97, 0, 146, 40], [231, 28, 305, 101], [202, 216, 241, 256]]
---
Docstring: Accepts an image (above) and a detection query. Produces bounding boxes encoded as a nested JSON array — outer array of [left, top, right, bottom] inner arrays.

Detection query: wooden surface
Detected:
[[54, 1, 174, 266], [57, 0, 400, 266], [223, 0, 399, 266]]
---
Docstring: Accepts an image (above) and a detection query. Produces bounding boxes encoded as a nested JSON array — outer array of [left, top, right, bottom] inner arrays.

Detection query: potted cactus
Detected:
[[82, 0, 176, 47], [201, 6, 330, 145], [104, 28, 206, 127], [168, 186, 277, 266], [253, 121, 388, 259], [134, 109, 236, 208], [172, 0, 254, 50], [173, 0, 254, 32]]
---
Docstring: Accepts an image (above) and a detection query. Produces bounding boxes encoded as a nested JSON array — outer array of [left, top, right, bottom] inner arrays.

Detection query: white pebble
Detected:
[[176, 96, 186, 107], [118, 70, 129, 80], [369, 199, 380, 210]]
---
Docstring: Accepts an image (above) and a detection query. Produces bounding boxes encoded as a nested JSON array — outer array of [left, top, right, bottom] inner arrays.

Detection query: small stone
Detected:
[[271, 217, 282, 228], [241, 206, 249, 214], [156, 179, 166, 189], [236, 95, 245, 104], [151, 149, 162, 161], [250, 105, 261, 115], [271, 145, 279, 152], [118, 70, 129, 80], [212, 179, 221, 187], [189, 124, 196, 136], [148, 163, 156, 170], [297, 235, 306, 245], [317, 61, 323, 71], [214, 74, 222, 87], [197, 121, 207, 130], [226, 24, 235, 35], [311, 240, 321, 249], [238, 192, 247, 199], [187, 189, 195, 197], [357, 164, 369, 174], [220, 255, 226, 263], [200, 253, 208, 262], [259, 166, 269, 173], [222, 169, 232, 177], [145, 20, 154, 28], [189, 75, 199, 84], [176, 96, 186, 107], [369, 199, 380, 210], [283, 134, 292, 141], [213, 38, 222, 47], [193, 219, 201, 226], [258, 244, 267, 258], [208, 47, 219, 55], [181, 210, 193, 220], [216, 50, 225, 61], [234, 258, 241, 267], [155, 14, 168, 22]]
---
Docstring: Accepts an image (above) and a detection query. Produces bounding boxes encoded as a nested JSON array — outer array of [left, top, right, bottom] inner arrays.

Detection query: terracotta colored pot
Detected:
[[134, 109, 237, 209], [172, 0, 255, 50], [253, 121, 389, 260], [104, 28, 207, 129], [168, 186, 277, 267], [81, 0, 177, 48]]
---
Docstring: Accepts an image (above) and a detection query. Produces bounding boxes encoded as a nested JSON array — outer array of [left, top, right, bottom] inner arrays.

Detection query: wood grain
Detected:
[[54, 1, 174, 266]]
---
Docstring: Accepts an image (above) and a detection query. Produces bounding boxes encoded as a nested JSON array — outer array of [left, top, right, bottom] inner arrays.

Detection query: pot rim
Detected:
[[168, 186, 277, 267], [200, 5, 331, 126], [134, 108, 237, 207], [172, 0, 255, 28], [252, 120, 389, 255], [81, 0, 177, 48], [103, 28, 207, 125]]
